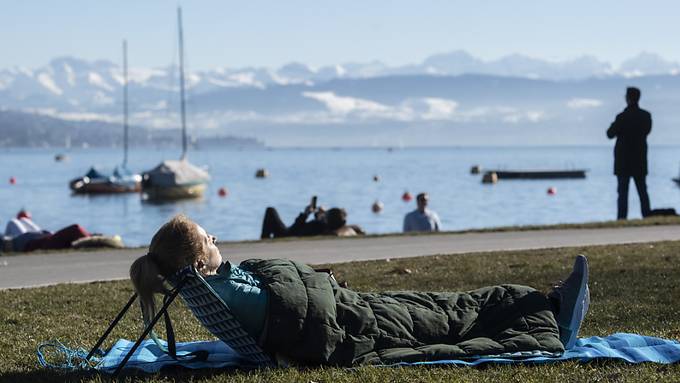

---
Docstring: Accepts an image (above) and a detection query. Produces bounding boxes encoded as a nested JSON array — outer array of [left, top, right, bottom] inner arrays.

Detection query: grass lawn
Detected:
[[1, 240, 680, 382]]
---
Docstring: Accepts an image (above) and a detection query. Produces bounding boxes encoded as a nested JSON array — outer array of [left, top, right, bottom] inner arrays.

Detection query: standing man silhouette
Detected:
[[607, 87, 652, 219]]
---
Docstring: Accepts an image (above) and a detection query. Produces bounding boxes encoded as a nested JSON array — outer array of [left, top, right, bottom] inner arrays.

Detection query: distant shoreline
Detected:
[[3, 143, 680, 151]]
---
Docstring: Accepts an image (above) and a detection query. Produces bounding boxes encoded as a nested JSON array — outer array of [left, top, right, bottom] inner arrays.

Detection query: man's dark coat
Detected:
[[607, 105, 652, 176]]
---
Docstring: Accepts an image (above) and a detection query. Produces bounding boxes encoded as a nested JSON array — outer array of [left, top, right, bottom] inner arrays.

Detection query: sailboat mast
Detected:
[[177, 7, 188, 160], [122, 39, 129, 167]]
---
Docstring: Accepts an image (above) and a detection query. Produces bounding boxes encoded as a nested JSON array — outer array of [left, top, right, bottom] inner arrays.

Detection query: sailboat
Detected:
[[70, 40, 142, 194], [141, 7, 210, 200]]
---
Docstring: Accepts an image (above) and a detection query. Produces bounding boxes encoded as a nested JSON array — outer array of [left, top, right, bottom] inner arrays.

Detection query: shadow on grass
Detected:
[[0, 370, 94, 383], [4, 359, 679, 382], [0, 366, 259, 383]]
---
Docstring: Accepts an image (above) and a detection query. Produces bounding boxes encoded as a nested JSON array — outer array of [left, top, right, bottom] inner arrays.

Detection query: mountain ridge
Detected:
[[3, 51, 680, 146]]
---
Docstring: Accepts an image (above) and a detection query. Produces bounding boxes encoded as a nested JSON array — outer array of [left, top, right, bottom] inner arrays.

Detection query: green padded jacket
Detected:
[[239, 258, 564, 366]]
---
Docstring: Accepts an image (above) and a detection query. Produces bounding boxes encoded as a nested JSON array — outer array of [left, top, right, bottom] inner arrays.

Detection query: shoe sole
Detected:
[[561, 255, 589, 349]]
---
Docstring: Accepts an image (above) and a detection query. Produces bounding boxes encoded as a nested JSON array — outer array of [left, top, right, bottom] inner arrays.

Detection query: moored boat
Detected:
[[70, 166, 142, 194], [141, 7, 210, 201], [141, 160, 209, 200], [483, 169, 587, 180], [69, 40, 141, 195]]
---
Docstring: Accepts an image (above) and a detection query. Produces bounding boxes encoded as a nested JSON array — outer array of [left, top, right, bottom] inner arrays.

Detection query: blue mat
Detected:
[[395, 333, 680, 367], [94, 333, 680, 373], [96, 339, 261, 373]]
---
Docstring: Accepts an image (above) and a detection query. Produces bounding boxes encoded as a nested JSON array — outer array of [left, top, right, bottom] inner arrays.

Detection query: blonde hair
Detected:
[[129, 214, 207, 325]]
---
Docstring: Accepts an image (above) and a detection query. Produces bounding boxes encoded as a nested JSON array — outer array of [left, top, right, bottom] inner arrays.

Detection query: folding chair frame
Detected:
[[85, 276, 188, 378], [86, 264, 275, 378]]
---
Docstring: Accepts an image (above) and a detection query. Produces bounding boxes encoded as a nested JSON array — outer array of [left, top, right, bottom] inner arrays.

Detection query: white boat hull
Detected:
[[143, 183, 206, 200]]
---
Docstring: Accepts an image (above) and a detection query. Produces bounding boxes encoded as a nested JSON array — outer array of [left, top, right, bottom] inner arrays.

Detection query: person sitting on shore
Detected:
[[403, 192, 441, 233], [3, 210, 49, 252], [131, 215, 590, 366], [4, 209, 43, 237], [261, 201, 364, 239], [325, 207, 365, 237]]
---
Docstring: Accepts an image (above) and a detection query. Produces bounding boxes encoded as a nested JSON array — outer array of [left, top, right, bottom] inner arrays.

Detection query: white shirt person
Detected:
[[4, 211, 42, 238], [403, 193, 441, 233]]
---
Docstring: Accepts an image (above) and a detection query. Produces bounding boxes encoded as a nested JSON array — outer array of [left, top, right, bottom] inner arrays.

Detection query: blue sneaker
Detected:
[[549, 255, 590, 349]]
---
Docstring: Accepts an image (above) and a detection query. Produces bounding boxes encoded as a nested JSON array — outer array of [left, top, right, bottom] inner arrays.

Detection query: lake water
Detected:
[[1, 146, 679, 246]]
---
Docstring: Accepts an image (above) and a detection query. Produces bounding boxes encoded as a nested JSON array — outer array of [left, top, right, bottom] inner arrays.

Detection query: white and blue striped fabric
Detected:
[[394, 333, 680, 367], [97, 338, 262, 373]]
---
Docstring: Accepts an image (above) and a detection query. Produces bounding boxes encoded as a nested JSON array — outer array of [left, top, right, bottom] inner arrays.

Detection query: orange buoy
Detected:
[[9, 177, 16, 185], [218, 187, 228, 197], [401, 191, 413, 202], [372, 200, 384, 213], [547, 187, 557, 195]]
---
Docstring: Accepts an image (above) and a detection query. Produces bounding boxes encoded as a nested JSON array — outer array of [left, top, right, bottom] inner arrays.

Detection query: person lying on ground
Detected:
[[261, 203, 364, 239], [3, 210, 91, 252], [131, 215, 589, 366]]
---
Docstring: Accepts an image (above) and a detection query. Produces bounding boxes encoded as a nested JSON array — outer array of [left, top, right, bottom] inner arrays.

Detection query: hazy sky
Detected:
[[1, 1, 679, 70]]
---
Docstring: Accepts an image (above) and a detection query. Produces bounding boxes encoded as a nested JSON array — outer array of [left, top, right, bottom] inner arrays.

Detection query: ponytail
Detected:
[[129, 254, 168, 326]]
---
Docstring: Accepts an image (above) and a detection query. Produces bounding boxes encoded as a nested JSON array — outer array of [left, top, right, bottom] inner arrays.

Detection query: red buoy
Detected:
[[547, 187, 557, 195], [218, 187, 228, 197], [9, 177, 16, 185], [401, 191, 413, 202]]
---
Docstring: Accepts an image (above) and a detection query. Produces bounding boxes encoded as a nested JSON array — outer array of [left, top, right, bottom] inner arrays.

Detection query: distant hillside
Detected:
[[0, 109, 265, 148]]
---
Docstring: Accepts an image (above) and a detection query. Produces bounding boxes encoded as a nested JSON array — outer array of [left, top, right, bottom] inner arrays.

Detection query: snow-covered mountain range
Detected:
[[2, 51, 680, 110], [2, 51, 680, 146]]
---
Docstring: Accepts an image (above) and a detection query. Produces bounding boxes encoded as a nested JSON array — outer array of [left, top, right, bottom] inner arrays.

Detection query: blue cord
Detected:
[[37, 340, 103, 371]]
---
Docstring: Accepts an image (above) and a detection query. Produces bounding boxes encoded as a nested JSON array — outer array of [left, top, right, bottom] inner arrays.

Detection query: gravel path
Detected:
[[2, 225, 679, 290]]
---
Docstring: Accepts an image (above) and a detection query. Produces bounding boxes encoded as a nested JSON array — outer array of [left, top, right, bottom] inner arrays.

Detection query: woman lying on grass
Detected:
[[130, 214, 590, 366]]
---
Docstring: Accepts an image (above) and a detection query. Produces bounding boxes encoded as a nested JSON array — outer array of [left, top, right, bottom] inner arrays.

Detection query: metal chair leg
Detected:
[[112, 283, 184, 377], [86, 293, 138, 362]]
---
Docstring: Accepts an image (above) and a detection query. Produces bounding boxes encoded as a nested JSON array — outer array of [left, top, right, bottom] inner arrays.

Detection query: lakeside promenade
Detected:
[[1, 224, 680, 290]]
